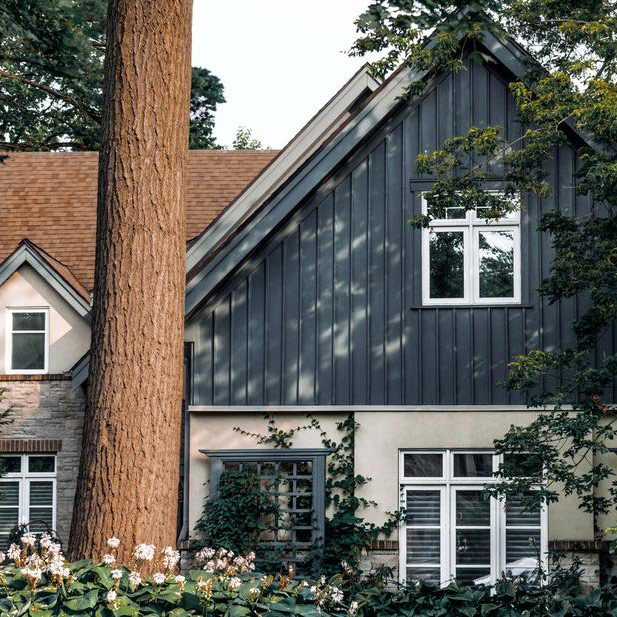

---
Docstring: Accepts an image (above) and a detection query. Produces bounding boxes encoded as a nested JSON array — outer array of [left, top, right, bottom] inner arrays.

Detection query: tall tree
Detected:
[[0, 0, 223, 150], [68, 0, 192, 560], [352, 1, 617, 517], [232, 126, 265, 150]]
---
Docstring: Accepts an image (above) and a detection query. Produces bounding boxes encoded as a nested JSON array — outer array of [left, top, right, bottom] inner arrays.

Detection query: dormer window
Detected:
[[421, 195, 521, 305], [5, 309, 49, 374]]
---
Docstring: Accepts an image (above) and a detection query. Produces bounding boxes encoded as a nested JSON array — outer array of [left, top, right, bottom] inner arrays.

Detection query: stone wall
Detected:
[[0, 376, 86, 547]]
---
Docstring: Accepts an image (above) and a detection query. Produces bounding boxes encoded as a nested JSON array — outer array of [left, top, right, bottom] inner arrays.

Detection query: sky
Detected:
[[191, 0, 373, 150]]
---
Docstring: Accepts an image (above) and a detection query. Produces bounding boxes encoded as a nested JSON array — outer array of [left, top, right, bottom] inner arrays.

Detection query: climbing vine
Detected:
[[194, 414, 401, 579]]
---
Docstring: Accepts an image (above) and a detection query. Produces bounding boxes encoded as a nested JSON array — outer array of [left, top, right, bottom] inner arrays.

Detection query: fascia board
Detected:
[[0, 244, 91, 321], [185, 67, 381, 273]]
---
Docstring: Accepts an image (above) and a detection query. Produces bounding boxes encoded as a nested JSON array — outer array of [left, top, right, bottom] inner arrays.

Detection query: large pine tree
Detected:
[[68, 0, 192, 560]]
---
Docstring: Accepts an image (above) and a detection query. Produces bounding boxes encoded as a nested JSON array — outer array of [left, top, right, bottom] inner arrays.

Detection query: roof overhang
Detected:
[[0, 240, 92, 320]]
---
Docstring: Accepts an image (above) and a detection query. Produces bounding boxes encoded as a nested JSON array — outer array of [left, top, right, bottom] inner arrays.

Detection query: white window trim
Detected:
[[5, 308, 50, 375], [421, 194, 522, 306], [0, 454, 57, 535], [399, 449, 548, 587]]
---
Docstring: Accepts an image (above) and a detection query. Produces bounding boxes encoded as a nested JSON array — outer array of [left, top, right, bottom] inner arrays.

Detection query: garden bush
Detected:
[[1, 533, 617, 617]]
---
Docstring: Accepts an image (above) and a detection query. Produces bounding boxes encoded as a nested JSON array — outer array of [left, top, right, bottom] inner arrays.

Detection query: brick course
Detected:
[[0, 379, 85, 547]]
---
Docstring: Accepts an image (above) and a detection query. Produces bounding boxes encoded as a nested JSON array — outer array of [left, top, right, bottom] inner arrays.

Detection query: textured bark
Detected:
[[68, 0, 192, 561]]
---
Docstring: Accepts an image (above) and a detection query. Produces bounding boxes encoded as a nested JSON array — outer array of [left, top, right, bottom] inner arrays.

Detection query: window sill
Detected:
[[411, 304, 533, 310]]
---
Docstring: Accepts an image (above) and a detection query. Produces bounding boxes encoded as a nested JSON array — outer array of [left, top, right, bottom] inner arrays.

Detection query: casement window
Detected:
[[0, 454, 56, 547], [421, 195, 521, 305], [201, 448, 332, 569], [5, 309, 49, 374], [399, 450, 547, 587]]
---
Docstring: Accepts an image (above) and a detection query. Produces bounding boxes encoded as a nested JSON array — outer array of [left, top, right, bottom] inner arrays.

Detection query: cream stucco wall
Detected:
[[188, 412, 347, 536], [354, 410, 594, 542], [0, 265, 91, 373]]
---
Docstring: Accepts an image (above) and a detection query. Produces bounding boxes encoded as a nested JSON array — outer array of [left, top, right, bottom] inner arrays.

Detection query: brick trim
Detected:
[[0, 439, 62, 453], [549, 540, 604, 553], [370, 540, 399, 551], [0, 374, 71, 382]]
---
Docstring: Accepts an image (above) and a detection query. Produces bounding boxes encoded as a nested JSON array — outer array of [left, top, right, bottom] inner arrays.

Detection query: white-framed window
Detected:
[[421, 194, 521, 305], [399, 450, 547, 587], [5, 308, 49, 374], [0, 454, 56, 548]]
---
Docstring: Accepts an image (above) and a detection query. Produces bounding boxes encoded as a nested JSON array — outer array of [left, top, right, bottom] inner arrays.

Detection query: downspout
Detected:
[[177, 343, 193, 547]]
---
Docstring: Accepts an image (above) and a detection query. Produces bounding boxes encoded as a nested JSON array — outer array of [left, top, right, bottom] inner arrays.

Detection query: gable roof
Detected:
[[0, 149, 278, 292], [0, 239, 92, 318], [184, 26, 598, 319]]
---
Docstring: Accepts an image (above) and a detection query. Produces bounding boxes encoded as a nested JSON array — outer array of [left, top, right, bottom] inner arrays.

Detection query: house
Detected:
[[0, 24, 613, 587]]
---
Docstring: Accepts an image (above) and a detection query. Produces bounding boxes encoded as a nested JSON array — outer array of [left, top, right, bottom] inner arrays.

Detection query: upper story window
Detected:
[[399, 450, 546, 588], [5, 309, 49, 374], [421, 194, 521, 305]]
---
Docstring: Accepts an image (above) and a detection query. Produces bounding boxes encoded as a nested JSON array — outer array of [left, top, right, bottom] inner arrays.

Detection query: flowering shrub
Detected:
[[0, 535, 616, 617]]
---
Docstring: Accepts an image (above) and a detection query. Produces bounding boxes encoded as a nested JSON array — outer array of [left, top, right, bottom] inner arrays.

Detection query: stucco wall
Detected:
[[354, 410, 594, 542], [188, 412, 347, 537], [0, 266, 90, 374]]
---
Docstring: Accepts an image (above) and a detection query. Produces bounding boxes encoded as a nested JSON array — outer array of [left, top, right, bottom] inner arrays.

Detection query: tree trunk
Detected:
[[69, 0, 192, 561]]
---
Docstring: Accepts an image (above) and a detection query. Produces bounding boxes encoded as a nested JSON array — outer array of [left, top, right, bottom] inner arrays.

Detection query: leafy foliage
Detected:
[[1, 547, 617, 617], [0, 0, 225, 150], [193, 468, 278, 560], [352, 1, 617, 520], [232, 127, 265, 150], [213, 415, 402, 578]]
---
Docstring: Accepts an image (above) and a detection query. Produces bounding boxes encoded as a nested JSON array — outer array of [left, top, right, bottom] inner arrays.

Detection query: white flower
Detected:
[[174, 574, 186, 585], [152, 572, 166, 585], [102, 554, 116, 565], [133, 543, 156, 561], [20, 533, 36, 547], [110, 569, 123, 581], [0, 551, 5, 563], [348, 601, 359, 615], [203, 560, 215, 573], [228, 577, 241, 591], [331, 587, 344, 603], [161, 546, 180, 570], [39, 533, 53, 549], [249, 587, 260, 598], [129, 571, 142, 588], [107, 537, 120, 549], [20, 567, 42, 585], [106, 590, 117, 603], [7, 544, 20, 561]]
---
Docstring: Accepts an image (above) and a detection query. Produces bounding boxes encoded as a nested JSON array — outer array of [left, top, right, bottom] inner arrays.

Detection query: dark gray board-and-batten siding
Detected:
[[187, 57, 613, 407]]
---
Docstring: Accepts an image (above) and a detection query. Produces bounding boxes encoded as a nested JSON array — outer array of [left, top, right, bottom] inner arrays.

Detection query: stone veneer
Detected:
[[0, 376, 85, 547]]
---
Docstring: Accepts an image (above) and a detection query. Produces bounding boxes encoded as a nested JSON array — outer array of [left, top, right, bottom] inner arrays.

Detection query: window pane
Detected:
[[406, 566, 441, 583], [478, 231, 514, 298], [0, 481, 19, 506], [456, 567, 491, 585], [0, 507, 19, 548], [28, 508, 53, 532], [406, 490, 440, 526], [456, 490, 490, 526], [427, 201, 466, 220], [429, 231, 465, 299], [11, 333, 45, 370], [453, 453, 493, 477], [404, 453, 443, 477], [506, 529, 541, 564], [506, 494, 541, 526], [406, 529, 440, 563], [29, 481, 53, 506], [0, 457, 21, 474], [28, 456, 55, 474], [456, 529, 491, 564], [12, 312, 45, 331]]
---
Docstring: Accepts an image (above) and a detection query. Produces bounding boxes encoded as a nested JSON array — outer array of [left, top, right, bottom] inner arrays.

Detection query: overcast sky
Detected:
[[191, 0, 373, 149]]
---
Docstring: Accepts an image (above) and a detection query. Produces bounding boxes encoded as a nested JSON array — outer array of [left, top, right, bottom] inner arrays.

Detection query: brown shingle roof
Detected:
[[0, 150, 278, 292]]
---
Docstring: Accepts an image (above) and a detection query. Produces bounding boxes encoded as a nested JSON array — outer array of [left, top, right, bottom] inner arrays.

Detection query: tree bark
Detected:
[[69, 0, 192, 561]]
